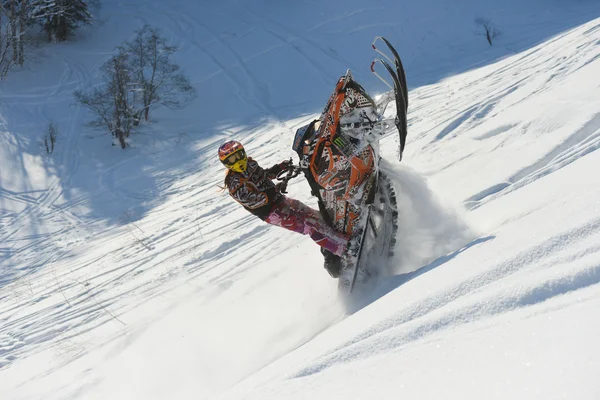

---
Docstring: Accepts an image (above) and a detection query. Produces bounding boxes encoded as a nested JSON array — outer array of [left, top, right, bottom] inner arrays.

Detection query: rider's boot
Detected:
[[321, 248, 342, 278]]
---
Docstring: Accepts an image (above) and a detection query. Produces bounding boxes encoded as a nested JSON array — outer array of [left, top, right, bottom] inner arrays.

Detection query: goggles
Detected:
[[224, 149, 246, 166]]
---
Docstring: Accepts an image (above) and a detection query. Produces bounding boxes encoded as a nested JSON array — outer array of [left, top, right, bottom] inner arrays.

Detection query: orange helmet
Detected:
[[218, 140, 248, 172]]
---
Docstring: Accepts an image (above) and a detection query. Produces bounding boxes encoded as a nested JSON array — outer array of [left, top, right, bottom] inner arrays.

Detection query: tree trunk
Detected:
[[117, 128, 127, 149], [56, 0, 68, 42], [55, 16, 60, 42], [47, 16, 52, 42], [0, 14, 8, 78], [0, 11, 3, 55], [114, 102, 127, 149], [10, 0, 17, 62], [18, 0, 26, 65]]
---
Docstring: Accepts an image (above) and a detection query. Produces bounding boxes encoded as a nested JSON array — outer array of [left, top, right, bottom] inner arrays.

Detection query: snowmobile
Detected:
[[280, 37, 408, 294]]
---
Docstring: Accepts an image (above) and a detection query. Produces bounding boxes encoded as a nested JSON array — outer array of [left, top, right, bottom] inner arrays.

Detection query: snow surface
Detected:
[[1, 0, 600, 399]]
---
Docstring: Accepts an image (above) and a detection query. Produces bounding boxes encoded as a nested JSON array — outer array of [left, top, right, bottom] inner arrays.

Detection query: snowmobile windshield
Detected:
[[293, 120, 319, 154], [293, 124, 310, 153]]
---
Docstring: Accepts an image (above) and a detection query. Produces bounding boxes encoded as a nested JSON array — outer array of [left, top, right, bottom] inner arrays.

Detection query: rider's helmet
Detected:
[[218, 140, 248, 172]]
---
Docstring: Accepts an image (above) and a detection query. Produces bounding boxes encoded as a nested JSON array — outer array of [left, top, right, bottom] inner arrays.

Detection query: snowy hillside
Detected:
[[1, 0, 600, 399]]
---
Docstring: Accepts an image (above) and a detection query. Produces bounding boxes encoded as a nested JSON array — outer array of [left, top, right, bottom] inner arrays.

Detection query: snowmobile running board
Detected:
[[371, 36, 409, 161]]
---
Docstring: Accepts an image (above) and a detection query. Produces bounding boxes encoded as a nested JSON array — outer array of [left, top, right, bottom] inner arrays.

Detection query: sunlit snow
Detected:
[[1, 0, 600, 399]]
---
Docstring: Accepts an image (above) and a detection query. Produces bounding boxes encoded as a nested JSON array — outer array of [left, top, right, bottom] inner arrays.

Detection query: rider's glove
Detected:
[[278, 159, 293, 169], [266, 158, 293, 179]]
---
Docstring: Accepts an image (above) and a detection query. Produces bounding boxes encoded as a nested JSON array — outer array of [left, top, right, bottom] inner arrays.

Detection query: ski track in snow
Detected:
[[406, 19, 600, 209], [0, 53, 92, 290], [0, 22, 139, 372], [138, 1, 283, 123], [468, 112, 600, 208], [425, 21, 600, 149]]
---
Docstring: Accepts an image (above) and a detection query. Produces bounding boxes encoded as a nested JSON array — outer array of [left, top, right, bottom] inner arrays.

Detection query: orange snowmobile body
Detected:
[[294, 71, 380, 237], [292, 36, 408, 293]]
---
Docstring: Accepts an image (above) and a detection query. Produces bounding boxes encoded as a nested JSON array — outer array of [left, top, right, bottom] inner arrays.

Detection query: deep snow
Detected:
[[1, 0, 600, 399]]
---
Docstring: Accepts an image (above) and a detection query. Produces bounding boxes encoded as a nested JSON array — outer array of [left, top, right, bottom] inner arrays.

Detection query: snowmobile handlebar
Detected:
[[275, 160, 302, 194]]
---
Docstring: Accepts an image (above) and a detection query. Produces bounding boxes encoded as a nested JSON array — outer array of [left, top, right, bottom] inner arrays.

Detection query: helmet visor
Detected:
[[225, 149, 246, 166]]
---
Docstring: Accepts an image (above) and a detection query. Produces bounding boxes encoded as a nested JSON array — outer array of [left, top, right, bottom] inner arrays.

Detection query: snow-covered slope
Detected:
[[1, 0, 600, 399]]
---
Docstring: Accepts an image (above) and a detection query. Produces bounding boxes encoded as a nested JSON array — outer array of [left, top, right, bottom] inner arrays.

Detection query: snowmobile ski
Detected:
[[337, 172, 398, 293], [371, 36, 409, 160], [338, 206, 372, 292]]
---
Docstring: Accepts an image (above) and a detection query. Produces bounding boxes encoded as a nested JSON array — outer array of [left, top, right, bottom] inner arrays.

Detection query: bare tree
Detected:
[[75, 49, 139, 149], [74, 86, 116, 135], [475, 18, 501, 46], [0, 0, 35, 76], [18, 0, 25, 64], [9, 0, 16, 60], [0, 10, 17, 77], [0, 3, 18, 77], [125, 25, 195, 121], [0, 0, 91, 78], [75, 25, 195, 148]]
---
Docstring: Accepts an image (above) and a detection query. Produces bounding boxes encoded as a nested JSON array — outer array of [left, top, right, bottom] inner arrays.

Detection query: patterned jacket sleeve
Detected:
[[228, 175, 270, 210]]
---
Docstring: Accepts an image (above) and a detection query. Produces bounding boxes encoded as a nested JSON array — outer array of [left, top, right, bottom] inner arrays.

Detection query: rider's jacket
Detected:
[[225, 158, 288, 220]]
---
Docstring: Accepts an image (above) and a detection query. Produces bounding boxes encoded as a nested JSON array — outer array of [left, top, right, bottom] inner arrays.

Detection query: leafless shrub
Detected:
[[42, 122, 58, 154], [475, 18, 501, 46]]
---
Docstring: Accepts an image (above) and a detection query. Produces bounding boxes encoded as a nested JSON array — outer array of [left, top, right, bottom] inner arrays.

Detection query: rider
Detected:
[[219, 140, 348, 277]]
